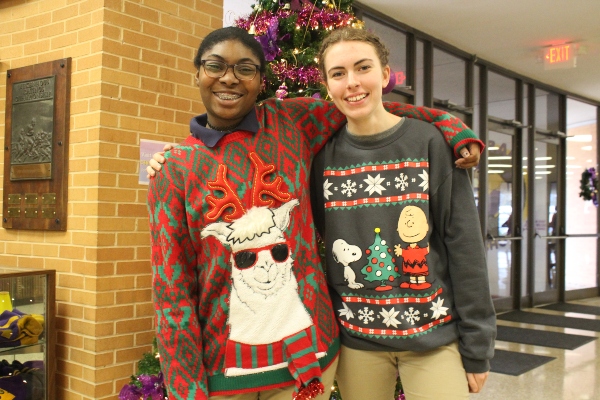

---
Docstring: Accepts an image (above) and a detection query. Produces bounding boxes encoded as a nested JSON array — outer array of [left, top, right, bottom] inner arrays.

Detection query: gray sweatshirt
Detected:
[[311, 118, 496, 373]]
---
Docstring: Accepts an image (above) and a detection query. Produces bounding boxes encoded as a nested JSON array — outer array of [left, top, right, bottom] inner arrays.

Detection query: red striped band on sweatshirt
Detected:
[[340, 314, 451, 337], [323, 161, 430, 177]]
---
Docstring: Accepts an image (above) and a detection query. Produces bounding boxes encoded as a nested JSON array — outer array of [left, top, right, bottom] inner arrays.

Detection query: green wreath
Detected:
[[579, 168, 598, 205]]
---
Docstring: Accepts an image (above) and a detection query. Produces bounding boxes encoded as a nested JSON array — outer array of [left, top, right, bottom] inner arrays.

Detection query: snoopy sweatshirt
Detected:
[[311, 119, 496, 373], [147, 97, 484, 399]]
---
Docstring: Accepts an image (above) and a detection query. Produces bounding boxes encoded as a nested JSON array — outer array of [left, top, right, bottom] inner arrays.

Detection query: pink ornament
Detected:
[[383, 69, 397, 94], [276, 84, 288, 99]]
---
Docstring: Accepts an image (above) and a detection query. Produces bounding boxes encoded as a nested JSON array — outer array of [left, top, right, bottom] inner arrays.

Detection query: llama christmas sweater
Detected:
[[311, 119, 496, 373], [147, 97, 483, 399]]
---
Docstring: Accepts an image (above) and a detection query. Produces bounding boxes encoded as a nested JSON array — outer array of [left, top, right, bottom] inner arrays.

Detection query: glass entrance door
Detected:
[[531, 135, 560, 304], [485, 122, 520, 310]]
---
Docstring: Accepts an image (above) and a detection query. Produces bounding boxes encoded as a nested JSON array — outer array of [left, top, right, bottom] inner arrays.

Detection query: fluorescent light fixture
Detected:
[[489, 164, 513, 168], [535, 171, 551, 175], [488, 156, 512, 160], [488, 170, 505, 174], [535, 156, 552, 161], [535, 165, 555, 169], [566, 134, 592, 142]]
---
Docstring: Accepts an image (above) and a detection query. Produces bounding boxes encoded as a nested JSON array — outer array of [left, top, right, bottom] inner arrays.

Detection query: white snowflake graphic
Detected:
[[358, 307, 375, 324], [379, 307, 401, 328], [363, 174, 386, 195], [418, 170, 429, 192], [323, 179, 333, 200], [430, 297, 449, 320], [401, 307, 421, 325], [338, 302, 355, 320], [341, 179, 357, 197], [395, 173, 409, 191]]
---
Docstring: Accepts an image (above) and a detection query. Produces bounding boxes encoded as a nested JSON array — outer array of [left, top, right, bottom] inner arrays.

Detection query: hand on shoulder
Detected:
[[146, 143, 176, 179]]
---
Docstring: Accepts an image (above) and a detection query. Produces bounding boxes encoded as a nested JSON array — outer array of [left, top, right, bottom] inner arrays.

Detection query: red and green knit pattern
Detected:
[[147, 98, 479, 399]]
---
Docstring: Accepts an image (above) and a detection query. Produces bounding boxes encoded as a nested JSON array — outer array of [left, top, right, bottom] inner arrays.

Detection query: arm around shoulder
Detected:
[[383, 102, 483, 165]]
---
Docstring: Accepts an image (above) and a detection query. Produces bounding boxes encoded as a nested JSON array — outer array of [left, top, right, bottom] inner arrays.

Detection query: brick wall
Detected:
[[0, 0, 221, 398]]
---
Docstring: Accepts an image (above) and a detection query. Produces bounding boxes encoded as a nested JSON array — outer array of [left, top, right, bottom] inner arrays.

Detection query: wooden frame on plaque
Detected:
[[3, 58, 71, 231]]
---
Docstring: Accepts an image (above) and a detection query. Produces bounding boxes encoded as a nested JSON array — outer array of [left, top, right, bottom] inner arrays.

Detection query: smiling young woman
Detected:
[[311, 27, 495, 400]]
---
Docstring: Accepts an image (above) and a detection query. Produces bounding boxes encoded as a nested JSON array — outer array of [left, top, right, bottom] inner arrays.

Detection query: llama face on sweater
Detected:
[[201, 199, 314, 346], [200, 154, 319, 378]]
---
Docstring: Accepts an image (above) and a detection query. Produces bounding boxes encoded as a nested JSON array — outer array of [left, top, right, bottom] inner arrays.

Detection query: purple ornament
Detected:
[[276, 84, 288, 100], [118, 383, 142, 400], [383, 69, 397, 94], [312, 92, 321, 99], [255, 18, 281, 61], [138, 373, 166, 400]]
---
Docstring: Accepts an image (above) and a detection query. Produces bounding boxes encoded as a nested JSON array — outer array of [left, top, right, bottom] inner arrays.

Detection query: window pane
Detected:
[[433, 48, 466, 106], [383, 91, 411, 104], [488, 71, 515, 120], [565, 98, 597, 291], [472, 65, 480, 135], [363, 16, 407, 92], [486, 128, 514, 299], [535, 89, 560, 131], [533, 137, 559, 292], [566, 99, 597, 235], [565, 238, 597, 291], [416, 40, 424, 106]]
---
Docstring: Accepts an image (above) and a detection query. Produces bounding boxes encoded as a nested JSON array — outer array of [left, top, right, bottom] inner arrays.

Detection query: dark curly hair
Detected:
[[193, 26, 267, 74]]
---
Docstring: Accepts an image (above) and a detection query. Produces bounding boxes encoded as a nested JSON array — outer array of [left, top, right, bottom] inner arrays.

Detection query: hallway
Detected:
[[473, 297, 600, 400]]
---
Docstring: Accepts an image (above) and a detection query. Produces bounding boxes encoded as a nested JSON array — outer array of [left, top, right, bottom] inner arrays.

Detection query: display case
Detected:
[[0, 268, 55, 400]]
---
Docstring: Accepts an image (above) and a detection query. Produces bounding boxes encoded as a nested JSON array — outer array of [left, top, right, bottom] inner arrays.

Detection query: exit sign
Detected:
[[544, 44, 576, 70]]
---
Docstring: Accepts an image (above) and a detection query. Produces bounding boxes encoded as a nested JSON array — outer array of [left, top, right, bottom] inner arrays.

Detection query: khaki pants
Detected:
[[209, 356, 338, 400], [336, 342, 469, 400]]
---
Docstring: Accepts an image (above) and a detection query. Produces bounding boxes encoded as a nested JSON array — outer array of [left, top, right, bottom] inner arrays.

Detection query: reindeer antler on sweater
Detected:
[[250, 153, 291, 207], [206, 154, 292, 222], [206, 164, 246, 222]]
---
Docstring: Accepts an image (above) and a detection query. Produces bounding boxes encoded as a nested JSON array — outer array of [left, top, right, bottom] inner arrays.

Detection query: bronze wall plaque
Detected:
[[7, 208, 21, 217], [24, 193, 39, 204], [11, 76, 55, 180], [11, 163, 52, 180], [42, 193, 56, 204], [41, 208, 56, 218], [3, 59, 70, 231], [7, 194, 21, 204]]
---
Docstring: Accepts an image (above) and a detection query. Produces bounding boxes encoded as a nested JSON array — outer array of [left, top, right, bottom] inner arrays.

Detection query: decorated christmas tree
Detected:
[[361, 228, 400, 291], [119, 339, 167, 400], [235, 0, 362, 101]]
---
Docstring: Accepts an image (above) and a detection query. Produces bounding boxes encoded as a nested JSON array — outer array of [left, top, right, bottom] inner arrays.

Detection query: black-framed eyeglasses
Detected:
[[232, 242, 290, 270], [200, 60, 260, 81]]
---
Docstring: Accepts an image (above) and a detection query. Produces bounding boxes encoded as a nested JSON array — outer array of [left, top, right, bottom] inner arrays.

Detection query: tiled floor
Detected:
[[473, 297, 600, 400]]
